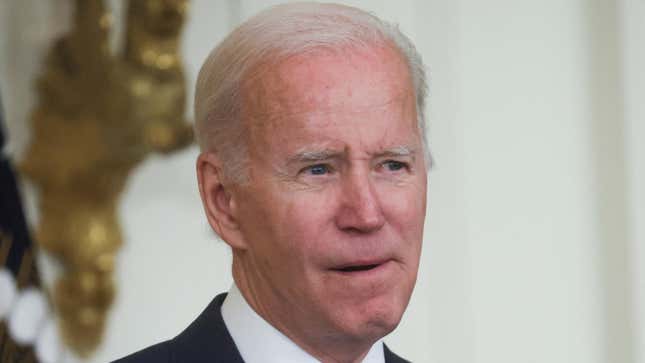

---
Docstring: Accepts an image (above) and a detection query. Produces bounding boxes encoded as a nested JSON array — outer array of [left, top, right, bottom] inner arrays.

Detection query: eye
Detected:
[[382, 160, 408, 172], [302, 164, 331, 175]]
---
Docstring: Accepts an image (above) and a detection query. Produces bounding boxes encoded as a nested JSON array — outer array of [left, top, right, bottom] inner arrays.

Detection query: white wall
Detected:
[[621, 0, 645, 361], [455, 1, 619, 362], [0, 1, 641, 363]]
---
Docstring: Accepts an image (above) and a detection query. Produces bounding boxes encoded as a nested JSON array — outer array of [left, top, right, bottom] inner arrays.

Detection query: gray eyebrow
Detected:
[[373, 145, 417, 158], [287, 145, 418, 166], [287, 148, 344, 165]]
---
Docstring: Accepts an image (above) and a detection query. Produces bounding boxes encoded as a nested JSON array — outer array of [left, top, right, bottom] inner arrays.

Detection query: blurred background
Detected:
[[0, 0, 643, 362]]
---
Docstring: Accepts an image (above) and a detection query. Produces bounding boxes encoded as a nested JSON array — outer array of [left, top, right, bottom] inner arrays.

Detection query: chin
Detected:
[[363, 316, 401, 341], [336, 294, 408, 342]]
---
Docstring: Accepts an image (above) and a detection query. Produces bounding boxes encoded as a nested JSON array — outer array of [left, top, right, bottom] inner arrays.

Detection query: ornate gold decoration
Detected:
[[19, 0, 191, 356]]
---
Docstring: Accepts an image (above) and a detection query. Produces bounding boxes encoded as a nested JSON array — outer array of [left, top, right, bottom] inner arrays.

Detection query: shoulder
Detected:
[[111, 341, 173, 363], [111, 293, 244, 363]]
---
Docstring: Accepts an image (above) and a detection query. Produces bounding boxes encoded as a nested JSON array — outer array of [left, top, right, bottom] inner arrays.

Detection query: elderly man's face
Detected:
[[228, 45, 426, 346]]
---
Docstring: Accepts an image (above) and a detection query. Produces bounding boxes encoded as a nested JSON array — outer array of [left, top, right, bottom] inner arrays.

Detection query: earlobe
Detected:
[[196, 152, 248, 250]]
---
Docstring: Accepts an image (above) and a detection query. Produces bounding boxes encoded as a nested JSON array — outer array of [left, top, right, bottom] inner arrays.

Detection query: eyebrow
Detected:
[[287, 145, 418, 166], [372, 145, 417, 159], [287, 148, 343, 165]]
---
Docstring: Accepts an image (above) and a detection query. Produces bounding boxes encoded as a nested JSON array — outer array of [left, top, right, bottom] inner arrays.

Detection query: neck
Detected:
[[231, 254, 375, 363]]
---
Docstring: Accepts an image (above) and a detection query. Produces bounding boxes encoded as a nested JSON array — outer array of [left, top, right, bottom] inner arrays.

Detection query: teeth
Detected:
[[339, 264, 379, 272]]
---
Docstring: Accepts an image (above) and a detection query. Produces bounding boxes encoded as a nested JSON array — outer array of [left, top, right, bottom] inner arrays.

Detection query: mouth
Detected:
[[330, 259, 391, 274], [334, 264, 381, 272]]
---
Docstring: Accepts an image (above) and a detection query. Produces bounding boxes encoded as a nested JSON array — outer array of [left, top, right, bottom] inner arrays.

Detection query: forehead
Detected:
[[240, 45, 418, 152], [243, 45, 412, 115]]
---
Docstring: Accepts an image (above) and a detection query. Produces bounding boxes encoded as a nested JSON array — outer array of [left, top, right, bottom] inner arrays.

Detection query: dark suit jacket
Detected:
[[113, 293, 410, 363]]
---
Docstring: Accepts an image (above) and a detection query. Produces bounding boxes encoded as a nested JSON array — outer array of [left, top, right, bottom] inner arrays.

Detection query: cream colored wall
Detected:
[[0, 1, 641, 363], [455, 1, 621, 362], [622, 0, 645, 362]]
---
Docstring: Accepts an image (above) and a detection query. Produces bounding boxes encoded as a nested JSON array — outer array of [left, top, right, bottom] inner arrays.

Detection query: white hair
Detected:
[[194, 2, 429, 182]]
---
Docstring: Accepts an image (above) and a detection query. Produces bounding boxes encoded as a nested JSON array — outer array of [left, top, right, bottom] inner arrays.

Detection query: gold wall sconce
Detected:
[[20, 0, 192, 356]]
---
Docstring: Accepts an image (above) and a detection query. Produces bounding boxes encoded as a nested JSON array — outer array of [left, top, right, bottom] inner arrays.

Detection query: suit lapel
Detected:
[[171, 293, 245, 363], [383, 344, 411, 363]]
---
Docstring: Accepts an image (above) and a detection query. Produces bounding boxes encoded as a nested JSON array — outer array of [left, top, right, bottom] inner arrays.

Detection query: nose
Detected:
[[335, 170, 385, 234]]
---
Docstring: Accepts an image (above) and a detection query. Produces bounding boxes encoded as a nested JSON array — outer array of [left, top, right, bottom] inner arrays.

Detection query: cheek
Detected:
[[280, 191, 339, 252], [379, 181, 426, 242], [253, 193, 340, 296]]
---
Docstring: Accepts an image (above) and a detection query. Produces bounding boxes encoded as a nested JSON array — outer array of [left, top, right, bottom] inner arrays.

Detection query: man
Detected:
[[116, 2, 428, 362]]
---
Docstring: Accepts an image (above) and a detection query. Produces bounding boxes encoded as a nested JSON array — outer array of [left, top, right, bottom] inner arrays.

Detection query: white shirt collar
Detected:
[[221, 284, 385, 363]]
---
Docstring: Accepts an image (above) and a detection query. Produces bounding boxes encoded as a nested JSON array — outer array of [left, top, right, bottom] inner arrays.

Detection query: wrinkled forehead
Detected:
[[239, 44, 416, 133]]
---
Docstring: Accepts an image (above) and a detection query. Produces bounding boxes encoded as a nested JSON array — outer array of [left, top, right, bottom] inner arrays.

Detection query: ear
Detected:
[[196, 152, 248, 250]]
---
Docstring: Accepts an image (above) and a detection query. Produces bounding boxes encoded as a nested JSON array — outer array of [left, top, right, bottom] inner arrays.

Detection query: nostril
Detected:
[[337, 213, 385, 234]]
